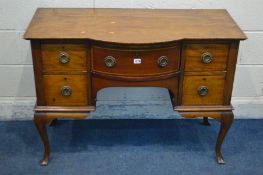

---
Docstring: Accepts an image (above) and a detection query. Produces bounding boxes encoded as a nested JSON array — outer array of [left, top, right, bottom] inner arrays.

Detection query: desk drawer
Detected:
[[43, 75, 88, 106], [92, 46, 180, 76], [184, 44, 229, 71], [182, 75, 225, 105], [41, 44, 87, 72]]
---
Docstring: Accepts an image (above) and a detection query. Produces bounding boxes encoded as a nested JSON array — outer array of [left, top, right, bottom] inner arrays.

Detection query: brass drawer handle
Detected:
[[61, 86, 72, 97], [59, 52, 70, 64], [198, 86, 208, 96], [104, 56, 116, 68], [157, 56, 168, 67], [201, 52, 213, 64]]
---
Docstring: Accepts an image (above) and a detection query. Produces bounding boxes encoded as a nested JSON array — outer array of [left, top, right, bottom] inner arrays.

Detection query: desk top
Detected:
[[24, 8, 246, 44]]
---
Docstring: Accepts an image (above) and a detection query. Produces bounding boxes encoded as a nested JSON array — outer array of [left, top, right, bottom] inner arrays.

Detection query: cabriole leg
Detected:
[[215, 111, 234, 164], [34, 113, 51, 166]]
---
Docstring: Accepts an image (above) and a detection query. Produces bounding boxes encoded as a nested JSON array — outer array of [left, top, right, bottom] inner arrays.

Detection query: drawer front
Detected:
[[41, 44, 87, 72], [184, 44, 229, 71], [182, 75, 225, 105], [92, 46, 180, 76], [43, 75, 88, 106]]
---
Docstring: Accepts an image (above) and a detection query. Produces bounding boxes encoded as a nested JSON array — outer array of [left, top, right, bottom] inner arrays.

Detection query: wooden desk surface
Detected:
[[24, 8, 246, 44]]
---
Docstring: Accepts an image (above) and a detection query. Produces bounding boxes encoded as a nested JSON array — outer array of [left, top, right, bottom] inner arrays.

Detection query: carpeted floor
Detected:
[[0, 88, 262, 174], [0, 119, 263, 175]]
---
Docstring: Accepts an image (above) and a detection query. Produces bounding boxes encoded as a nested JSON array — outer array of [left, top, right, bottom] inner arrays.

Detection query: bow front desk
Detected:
[[24, 8, 246, 166]]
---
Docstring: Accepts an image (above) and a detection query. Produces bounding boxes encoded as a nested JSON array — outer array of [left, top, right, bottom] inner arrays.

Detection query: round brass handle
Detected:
[[198, 86, 209, 96], [61, 86, 72, 97], [157, 56, 168, 67], [201, 52, 213, 64], [104, 56, 116, 68], [59, 52, 70, 64]]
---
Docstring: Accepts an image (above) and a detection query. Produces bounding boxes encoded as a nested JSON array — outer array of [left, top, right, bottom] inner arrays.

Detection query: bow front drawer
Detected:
[[41, 44, 87, 72], [43, 75, 88, 106], [92, 46, 180, 76], [184, 44, 229, 71]]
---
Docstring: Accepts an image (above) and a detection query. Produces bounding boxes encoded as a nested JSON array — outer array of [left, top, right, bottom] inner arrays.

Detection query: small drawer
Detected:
[[92, 46, 180, 76], [41, 44, 87, 72], [182, 75, 225, 105], [184, 44, 229, 71], [43, 75, 88, 106]]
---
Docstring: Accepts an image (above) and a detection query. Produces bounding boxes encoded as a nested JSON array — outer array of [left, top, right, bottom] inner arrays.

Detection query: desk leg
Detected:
[[34, 113, 51, 166], [202, 117, 211, 126], [49, 119, 58, 126], [215, 111, 233, 164]]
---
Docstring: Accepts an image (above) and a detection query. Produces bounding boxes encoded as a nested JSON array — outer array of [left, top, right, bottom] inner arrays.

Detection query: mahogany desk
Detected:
[[24, 8, 247, 165]]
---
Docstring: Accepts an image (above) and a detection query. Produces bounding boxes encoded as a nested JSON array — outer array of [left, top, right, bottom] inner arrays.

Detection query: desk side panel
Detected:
[[31, 40, 46, 106]]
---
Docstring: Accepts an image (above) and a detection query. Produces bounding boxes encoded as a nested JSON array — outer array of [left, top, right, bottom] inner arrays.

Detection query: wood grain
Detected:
[[223, 41, 240, 105], [91, 76, 179, 106], [26, 8, 246, 165], [34, 106, 95, 112], [179, 111, 222, 121], [182, 75, 225, 105], [174, 105, 233, 112], [41, 44, 87, 72], [43, 75, 88, 106], [184, 44, 229, 71], [24, 8, 246, 43], [31, 40, 46, 106], [92, 46, 180, 76]]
